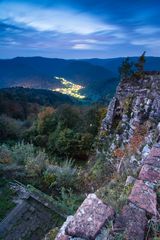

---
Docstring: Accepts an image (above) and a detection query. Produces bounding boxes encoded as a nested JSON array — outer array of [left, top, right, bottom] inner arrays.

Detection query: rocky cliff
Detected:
[[100, 71, 160, 173], [55, 72, 160, 240]]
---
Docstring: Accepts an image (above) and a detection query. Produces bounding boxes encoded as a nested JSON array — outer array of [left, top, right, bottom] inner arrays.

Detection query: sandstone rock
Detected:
[[148, 146, 160, 158], [56, 236, 69, 240], [143, 156, 160, 168], [95, 227, 109, 240], [55, 216, 73, 240], [66, 194, 115, 239], [142, 145, 150, 158], [157, 122, 160, 133], [139, 164, 160, 183], [154, 142, 160, 148], [123, 203, 147, 240], [128, 180, 157, 215], [101, 97, 117, 131], [125, 176, 136, 186], [113, 203, 147, 240]]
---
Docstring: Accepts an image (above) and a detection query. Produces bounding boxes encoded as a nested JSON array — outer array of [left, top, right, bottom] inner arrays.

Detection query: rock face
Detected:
[[139, 164, 160, 183], [55, 216, 73, 240], [101, 73, 160, 169], [66, 194, 115, 239], [114, 203, 147, 240], [55, 73, 160, 240], [101, 97, 117, 131], [55, 194, 115, 240], [128, 179, 157, 215]]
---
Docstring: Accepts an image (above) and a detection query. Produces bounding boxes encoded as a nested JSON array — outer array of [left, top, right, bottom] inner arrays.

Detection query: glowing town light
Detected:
[[52, 76, 86, 99]]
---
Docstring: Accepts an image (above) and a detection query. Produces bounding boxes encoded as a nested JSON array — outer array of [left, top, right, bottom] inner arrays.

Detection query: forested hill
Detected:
[[0, 57, 114, 98], [0, 56, 159, 102], [0, 87, 75, 120]]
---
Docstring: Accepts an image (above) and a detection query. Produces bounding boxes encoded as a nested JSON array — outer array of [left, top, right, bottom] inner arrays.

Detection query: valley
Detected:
[[53, 77, 86, 99], [0, 56, 160, 240]]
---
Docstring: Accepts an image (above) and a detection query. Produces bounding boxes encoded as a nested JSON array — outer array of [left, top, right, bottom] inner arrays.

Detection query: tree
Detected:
[[135, 51, 146, 75], [119, 57, 133, 79]]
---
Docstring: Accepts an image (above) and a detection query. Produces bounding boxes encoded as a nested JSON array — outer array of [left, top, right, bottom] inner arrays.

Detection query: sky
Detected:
[[0, 0, 160, 59]]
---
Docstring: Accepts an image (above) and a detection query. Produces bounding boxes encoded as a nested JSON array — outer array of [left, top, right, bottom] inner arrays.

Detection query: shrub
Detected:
[[55, 187, 84, 215], [0, 144, 12, 164], [89, 152, 114, 183], [96, 176, 133, 212], [0, 115, 22, 142], [25, 150, 48, 176], [45, 159, 77, 189], [11, 141, 35, 165], [43, 171, 56, 188], [44, 227, 59, 240], [37, 107, 55, 134]]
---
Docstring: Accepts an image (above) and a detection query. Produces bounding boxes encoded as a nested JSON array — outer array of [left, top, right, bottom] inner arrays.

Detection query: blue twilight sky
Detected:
[[0, 0, 160, 58]]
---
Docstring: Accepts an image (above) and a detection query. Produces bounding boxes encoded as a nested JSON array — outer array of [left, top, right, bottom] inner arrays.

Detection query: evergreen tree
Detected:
[[119, 57, 133, 79], [135, 51, 146, 73]]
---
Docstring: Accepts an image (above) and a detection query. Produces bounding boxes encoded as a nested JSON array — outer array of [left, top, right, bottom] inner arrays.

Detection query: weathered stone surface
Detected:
[[55, 216, 73, 240], [123, 204, 147, 240], [147, 147, 160, 158], [128, 180, 157, 215], [101, 97, 117, 131], [139, 164, 160, 183], [125, 176, 136, 186], [66, 194, 115, 239], [143, 156, 160, 168], [142, 145, 151, 158]]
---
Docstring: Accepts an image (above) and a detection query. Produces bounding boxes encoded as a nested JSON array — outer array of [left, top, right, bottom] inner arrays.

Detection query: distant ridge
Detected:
[[0, 56, 159, 101], [82, 56, 160, 75]]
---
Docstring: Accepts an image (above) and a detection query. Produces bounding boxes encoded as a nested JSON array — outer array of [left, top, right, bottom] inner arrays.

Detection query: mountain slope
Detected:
[[0, 87, 75, 119], [0, 57, 114, 99], [83, 56, 160, 76]]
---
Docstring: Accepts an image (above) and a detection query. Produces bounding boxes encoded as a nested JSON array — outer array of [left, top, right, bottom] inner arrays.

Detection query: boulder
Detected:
[[143, 156, 160, 168], [66, 194, 115, 239], [123, 204, 147, 240], [128, 180, 157, 215], [139, 164, 160, 183], [147, 146, 160, 158], [113, 203, 147, 240], [55, 216, 73, 240], [125, 176, 136, 187]]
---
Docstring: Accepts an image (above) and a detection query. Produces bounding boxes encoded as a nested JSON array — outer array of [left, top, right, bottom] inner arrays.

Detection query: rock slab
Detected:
[[143, 156, 160, 168], [139, 164, 160, 183], [66, 194, 115, 239], [147, 147, 160, 158], [128, 180, 157, 215], [113, 203, 147, 240], [55, 216, 73, 240]]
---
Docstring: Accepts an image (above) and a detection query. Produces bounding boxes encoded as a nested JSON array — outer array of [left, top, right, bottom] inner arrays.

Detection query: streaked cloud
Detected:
[[131, 38, 160, 48], [0, 2, 117, 35], [135, 26, 160, 35], [0, 0, 160, 58], [72, 44, 96, 50]]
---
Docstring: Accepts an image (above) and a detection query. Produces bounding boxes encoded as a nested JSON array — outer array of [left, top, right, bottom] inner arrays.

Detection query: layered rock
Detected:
[[56, 194, 115, 240], [55, 72, 160, 240], [99, 73, 160, 183]]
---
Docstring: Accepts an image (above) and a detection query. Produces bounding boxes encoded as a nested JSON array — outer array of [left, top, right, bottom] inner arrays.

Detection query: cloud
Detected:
[[0, 0, 160, 58], [131, 38, 160, 48], [72, 44, 94, 50], [0, 2, 118, 35], [135, 26, 160, 35]]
